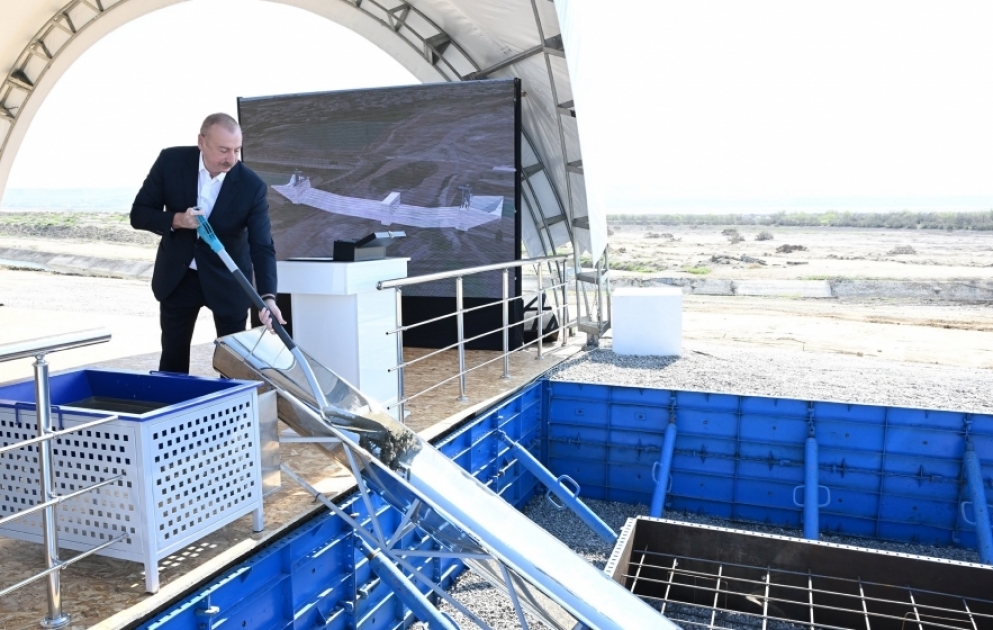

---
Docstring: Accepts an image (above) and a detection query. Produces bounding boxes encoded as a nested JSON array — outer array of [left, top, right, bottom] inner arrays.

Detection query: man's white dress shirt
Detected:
[[190, 152, 226, 270]]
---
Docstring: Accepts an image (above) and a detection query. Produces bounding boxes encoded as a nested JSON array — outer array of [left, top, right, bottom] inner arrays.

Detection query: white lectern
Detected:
[[277, 258, 409, 419]]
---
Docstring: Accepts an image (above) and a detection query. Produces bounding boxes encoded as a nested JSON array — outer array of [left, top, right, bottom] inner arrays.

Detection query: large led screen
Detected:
[[238, 80, 521, 303], [239, 80, 522, 349]]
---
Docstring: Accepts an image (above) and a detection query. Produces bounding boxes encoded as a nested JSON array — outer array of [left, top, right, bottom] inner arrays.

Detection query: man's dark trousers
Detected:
[[159, 268, 247, 373]]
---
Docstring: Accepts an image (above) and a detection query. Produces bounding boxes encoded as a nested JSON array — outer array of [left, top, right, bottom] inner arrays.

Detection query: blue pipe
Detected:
[[496, 431, 617, 543], [362, 541, 460, 630], [963, 442, 993, 564], [649, 419, 678, 517], [804, 434, 819, 540]]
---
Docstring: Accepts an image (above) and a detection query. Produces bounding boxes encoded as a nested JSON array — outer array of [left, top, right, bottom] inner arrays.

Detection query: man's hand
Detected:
[[259, 297, 286, 334], [172, 207, 204, 230]]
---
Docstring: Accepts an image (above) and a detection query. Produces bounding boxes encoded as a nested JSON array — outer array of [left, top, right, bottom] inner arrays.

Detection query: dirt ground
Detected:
[[606, 224, 993, 281], [2, 223, 993, 382]]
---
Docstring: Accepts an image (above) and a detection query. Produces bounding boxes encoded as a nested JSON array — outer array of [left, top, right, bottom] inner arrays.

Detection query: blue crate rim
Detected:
[[0, 368, 263, 421]]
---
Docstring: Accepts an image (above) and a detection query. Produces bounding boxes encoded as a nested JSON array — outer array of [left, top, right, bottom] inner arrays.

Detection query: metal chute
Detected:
[[213, 329, 675, 630]]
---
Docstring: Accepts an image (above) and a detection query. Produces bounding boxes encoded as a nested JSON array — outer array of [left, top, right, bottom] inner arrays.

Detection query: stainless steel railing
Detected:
[[378, 255, 572, 421], [0, 329, 120, 629]]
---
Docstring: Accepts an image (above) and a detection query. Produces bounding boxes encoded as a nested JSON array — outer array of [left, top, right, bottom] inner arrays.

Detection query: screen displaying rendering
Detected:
[[238, 79, 521, 300]]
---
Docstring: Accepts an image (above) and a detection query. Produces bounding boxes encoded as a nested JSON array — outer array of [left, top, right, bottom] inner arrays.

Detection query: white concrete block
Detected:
[[612, 286, 682, 356]]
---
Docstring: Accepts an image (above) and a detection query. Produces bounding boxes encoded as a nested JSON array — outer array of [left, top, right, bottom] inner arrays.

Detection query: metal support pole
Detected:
[[574, 257, 581, 340], [803, 433, 820, 540], [536, 264, 544, 359], [496, 431, 617, 543], [963, 440, 993, 564], [594, 258, 603, 336], [394, 288, 406, 423], [559, 261, 568, 345], [34, 354, 70, 629], [455, 277, 468, 402], [501, 269, 510, 379], [649, 419, 678, 517], [603, 248, 612, 330]]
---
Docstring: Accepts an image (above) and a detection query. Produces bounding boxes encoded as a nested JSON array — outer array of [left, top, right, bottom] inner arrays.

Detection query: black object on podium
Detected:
[[332, 231, 406, 262]]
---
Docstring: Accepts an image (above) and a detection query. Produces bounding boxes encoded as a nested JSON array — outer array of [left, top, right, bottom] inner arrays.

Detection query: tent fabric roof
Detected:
[[0, 0, 605, 259]]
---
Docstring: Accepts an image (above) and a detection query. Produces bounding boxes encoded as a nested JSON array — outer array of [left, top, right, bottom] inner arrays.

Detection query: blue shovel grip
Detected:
[[196, 215, 224, 252]]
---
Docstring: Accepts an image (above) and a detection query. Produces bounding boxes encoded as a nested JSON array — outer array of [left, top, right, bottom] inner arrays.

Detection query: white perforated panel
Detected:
[[150, 398, 259, 547], [0, 385, 262, 593], [1, 411, 143, 559]]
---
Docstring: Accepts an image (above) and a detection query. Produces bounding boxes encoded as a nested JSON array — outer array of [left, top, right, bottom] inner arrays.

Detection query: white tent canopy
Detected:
[[0, 0, 607, 260]]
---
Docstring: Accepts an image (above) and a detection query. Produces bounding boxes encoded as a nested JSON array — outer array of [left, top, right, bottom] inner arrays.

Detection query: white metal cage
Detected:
[[0, 389, 263, 593]]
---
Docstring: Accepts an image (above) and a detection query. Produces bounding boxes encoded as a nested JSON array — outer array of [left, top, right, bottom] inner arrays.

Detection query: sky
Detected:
[[5, 0, 993, 213]]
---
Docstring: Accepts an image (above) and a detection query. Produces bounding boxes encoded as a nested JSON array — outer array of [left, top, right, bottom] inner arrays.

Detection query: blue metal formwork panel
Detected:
[[607, 386, 675, 408], [550, 454, 609, 501], [605, 461, 655, 504], [608, 402, 669, 434], [972, 413, 993, 462], [543, 379, 993, 556], [969, 412, 993, 546], [668, 471, 735, 520], [141, 499, 370, 630], [437, 381, 544, 509]]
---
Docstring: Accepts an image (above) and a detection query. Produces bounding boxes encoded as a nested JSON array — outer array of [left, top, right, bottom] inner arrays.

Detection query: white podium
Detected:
[[277, 258, 409, 418]]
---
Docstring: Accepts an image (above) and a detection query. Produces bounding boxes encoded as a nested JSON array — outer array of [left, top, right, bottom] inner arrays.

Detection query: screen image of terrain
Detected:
[[238, 80, 520, 300]]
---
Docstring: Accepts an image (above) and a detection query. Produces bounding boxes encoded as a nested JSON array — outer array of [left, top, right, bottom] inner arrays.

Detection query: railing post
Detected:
[[34, 352, 70, 629], [393, 287, 406, 423], [595, 257, 604, 332], [603, 248, 612, 329], [536, 264, 544, 359], [501, 268, 510, 379], [456, 277, 468, 401], [559, 261, 568, 346]]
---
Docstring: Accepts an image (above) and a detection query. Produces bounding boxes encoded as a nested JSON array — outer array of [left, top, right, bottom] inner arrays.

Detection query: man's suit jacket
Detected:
[[131, 146, 277, 317]]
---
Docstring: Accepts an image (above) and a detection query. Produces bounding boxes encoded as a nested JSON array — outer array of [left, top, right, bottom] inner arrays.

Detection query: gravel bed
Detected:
[[546, 342, 993, 413]]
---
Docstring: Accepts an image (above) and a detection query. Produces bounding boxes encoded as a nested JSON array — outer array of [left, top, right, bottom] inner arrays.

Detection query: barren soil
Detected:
[[606, 224, 993, 281], [2, 218, 993, 376]]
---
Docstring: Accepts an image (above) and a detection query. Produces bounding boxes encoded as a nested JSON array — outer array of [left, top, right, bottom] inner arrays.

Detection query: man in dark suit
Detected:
[[131, 113, 284, 374]]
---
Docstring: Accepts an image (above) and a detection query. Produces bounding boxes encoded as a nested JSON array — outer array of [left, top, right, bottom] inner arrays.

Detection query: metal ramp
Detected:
[[213, 329, 675, 630]]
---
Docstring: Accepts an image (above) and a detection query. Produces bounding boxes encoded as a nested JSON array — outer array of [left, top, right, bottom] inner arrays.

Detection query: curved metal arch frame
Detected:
[[0, 0, 583, 264], [2, 0, 608, 342], [0, 0, 121, 159]]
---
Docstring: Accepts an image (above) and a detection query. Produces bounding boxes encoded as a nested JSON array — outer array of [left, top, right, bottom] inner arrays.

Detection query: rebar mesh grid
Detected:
[[608, 518, 993, 630]]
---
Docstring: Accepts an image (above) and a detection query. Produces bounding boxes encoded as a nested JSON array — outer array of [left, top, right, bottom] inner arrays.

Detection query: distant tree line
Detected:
[[608, 210, 993, 230]]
